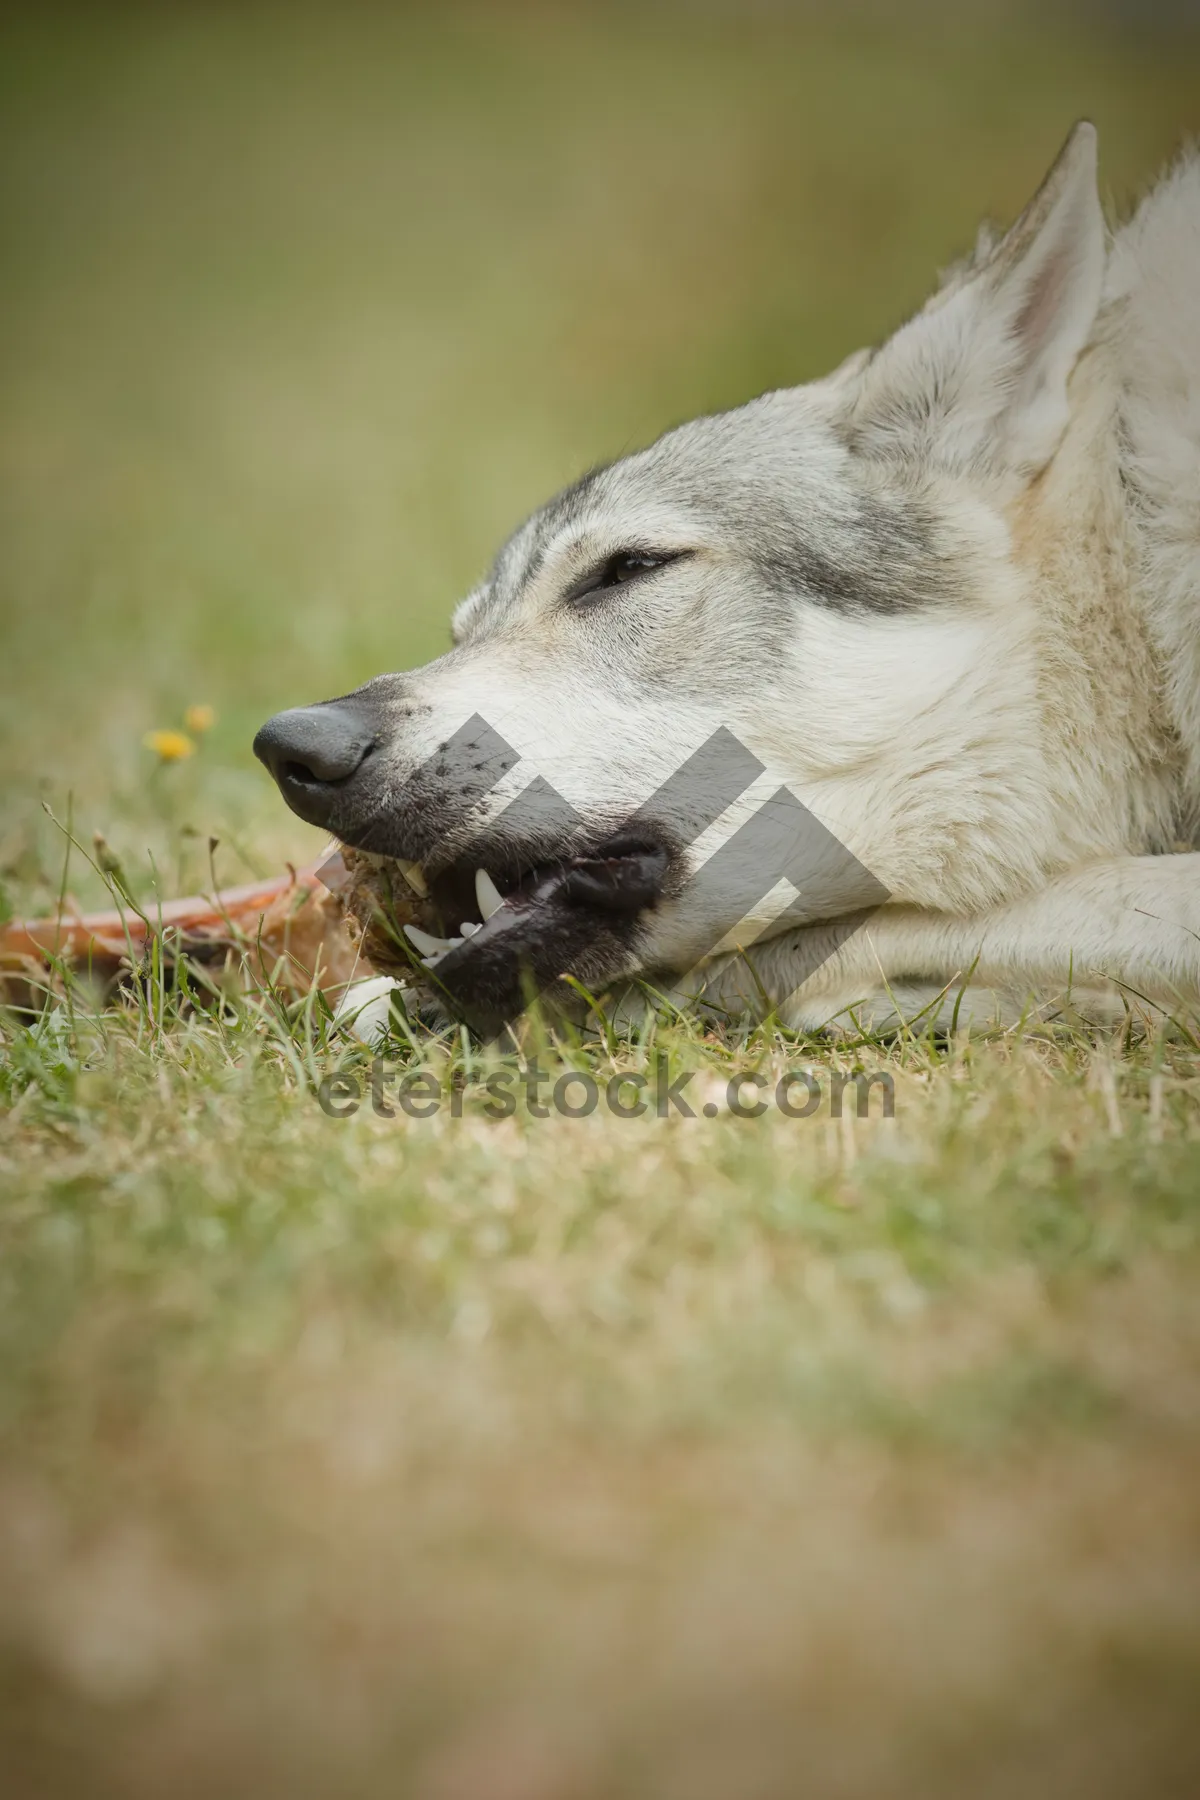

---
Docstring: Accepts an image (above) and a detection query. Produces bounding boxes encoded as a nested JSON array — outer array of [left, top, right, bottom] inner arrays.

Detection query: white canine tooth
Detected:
[[460, 920, 480, 938], [397, 859, 428, 897], [404, 923, 454, 957], [475, 867, 504, 921]]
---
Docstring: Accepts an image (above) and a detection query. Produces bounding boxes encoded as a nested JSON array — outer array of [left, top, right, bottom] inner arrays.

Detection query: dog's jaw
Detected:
[[338, 836, 671, 1038]]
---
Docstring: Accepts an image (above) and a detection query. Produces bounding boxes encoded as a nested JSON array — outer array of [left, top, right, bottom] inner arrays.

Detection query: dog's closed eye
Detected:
[[564, 548, 689, 607]]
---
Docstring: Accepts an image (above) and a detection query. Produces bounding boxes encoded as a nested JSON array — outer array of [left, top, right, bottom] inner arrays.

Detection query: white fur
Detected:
[[355, 127, 1200, 1032], [847, 123, 1107, 477]]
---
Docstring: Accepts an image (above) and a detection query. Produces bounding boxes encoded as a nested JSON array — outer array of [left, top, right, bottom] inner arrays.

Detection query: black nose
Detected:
[[253, 702, 376, 828]]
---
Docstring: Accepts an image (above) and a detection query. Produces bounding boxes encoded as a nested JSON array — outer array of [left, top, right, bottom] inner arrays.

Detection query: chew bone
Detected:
[[1, 863, 366, 1011]]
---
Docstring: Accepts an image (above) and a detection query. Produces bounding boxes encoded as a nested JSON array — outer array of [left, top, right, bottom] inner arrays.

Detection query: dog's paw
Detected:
[[334, 975, 404, 1046]]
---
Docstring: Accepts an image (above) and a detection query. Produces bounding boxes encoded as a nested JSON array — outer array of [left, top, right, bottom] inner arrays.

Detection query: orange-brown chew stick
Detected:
[[0, 863, 365, 1008]]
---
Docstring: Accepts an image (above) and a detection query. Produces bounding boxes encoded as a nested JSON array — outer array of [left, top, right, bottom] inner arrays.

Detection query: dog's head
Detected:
[[256, 125, 1107, 1027]]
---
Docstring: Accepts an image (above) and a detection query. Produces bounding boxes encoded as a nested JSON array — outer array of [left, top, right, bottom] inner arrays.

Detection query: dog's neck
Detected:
[[1004, 321, 1189, 861]]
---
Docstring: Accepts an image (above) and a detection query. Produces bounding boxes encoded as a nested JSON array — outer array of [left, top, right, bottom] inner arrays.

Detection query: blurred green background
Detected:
[[4, 16, 1200, 1797], [2, 0, 1199, 908]]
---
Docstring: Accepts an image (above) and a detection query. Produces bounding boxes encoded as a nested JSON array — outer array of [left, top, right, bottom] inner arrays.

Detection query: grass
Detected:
[[2, 5, 1200, 1796]]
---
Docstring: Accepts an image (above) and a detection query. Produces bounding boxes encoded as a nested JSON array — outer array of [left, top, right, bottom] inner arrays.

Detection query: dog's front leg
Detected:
[[679, 855, 1200, 1033]]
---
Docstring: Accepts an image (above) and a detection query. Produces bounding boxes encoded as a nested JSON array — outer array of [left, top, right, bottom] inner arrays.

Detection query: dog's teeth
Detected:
[[474, 868, 504, 921], [404, 923, 454, 957], [460, 920, 480, 938], [397, 859, 428, 897]]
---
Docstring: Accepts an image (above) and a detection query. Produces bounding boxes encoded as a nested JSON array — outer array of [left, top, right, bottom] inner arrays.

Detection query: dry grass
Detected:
[[3, 994, 1199, 1797], [3, 5, 1200, 1796]]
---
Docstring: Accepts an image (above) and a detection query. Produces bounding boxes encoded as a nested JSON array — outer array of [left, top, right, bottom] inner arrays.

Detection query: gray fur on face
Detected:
[[457, 385, 956, 650]]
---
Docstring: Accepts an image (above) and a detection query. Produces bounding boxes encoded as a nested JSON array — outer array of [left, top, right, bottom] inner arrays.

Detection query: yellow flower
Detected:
[[143, 729, 196, 762], [184, 703, 216, 735]]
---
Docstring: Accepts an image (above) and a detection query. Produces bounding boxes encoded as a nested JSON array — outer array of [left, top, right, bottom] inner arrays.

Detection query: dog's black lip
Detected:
[[427, 866, 569, 975], [439, 833, 665, 912], [409, 832, 670, 979], [561, 837, 669, 913], [433, 841, 664, 957]]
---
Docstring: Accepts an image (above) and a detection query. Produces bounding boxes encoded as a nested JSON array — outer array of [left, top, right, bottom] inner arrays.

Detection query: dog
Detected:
[[255, 123, 1200, 1038]]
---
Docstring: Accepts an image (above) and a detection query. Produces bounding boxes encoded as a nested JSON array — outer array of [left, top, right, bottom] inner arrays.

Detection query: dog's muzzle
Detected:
[[253, 690, 676, 1034], [253, 700, 378, 830]]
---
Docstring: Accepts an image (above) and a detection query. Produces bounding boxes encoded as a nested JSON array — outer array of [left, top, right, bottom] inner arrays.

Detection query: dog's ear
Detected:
[[844, 122, 1106, 477]]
